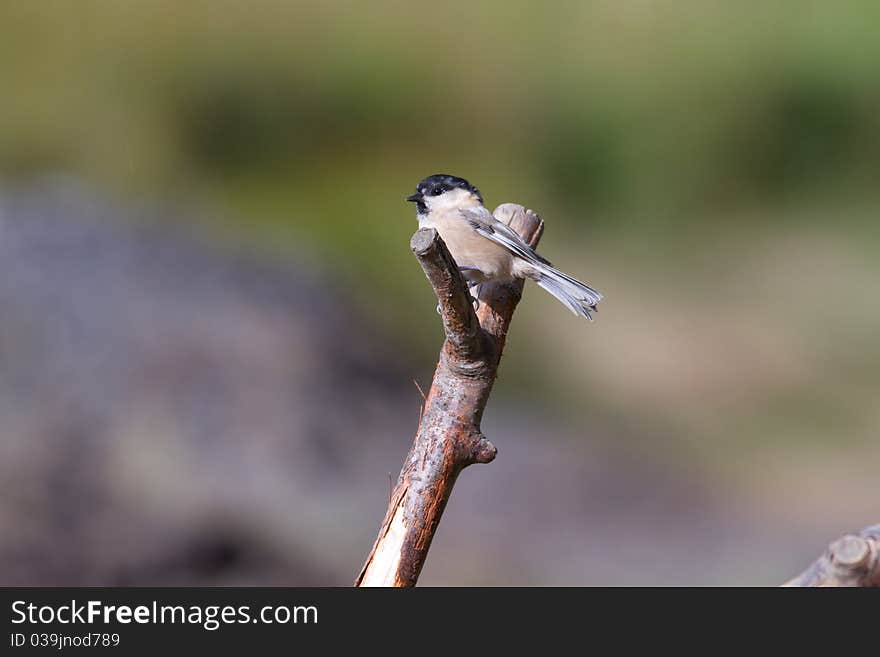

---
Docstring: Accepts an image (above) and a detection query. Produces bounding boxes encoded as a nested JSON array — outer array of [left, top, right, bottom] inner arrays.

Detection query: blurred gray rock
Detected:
[[0, 180, 411, 585]]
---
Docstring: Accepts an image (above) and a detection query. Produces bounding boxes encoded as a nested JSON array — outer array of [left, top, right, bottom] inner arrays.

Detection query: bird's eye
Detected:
[[431, 187, 444, 196]]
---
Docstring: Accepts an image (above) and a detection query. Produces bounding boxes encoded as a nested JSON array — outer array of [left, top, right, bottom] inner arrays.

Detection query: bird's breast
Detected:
[[422, 211, 516, 282]]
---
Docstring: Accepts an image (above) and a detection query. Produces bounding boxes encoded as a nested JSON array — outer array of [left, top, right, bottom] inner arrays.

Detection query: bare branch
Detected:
[[410, 228, 486, 362], [783, 524, 880, 587], [356, 205, 543, 587]]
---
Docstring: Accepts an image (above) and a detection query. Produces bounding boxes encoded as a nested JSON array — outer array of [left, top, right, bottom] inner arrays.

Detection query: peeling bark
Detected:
[[356, 204, 543, 587]]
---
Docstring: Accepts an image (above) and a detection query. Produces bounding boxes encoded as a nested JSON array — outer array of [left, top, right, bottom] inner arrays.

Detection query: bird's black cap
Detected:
[[406, 174, 483, 205]]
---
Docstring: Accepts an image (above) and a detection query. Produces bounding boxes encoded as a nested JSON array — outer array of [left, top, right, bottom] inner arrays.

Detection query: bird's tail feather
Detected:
[[528, 263, 603, 320]]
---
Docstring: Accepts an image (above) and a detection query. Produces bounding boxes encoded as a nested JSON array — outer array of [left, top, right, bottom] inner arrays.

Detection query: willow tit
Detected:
[[406, 174, 603, 319]]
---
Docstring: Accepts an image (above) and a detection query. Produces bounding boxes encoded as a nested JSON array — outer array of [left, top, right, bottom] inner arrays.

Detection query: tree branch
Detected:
[[783, 524, 880, 587], [409, 227, 486, 363], [355, 204, 543, 587]]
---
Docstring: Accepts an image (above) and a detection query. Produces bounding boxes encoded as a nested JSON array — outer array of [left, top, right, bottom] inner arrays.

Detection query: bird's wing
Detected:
[[458, 206, 551, 265]]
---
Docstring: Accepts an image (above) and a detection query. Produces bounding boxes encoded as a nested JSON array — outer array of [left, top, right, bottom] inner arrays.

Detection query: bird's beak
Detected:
[[406, 193, 422, 203]]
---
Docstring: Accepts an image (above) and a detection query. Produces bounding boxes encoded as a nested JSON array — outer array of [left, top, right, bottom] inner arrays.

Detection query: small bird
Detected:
[[406, 174, 603, 319]]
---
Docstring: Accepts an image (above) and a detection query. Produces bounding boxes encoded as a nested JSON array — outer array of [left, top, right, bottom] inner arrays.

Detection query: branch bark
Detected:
[[355, 204, 543, 587], [783, 524, 880, 587]]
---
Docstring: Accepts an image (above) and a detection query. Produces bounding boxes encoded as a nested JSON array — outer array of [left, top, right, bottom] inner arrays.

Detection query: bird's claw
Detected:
[[466, 280, 482, 311], [436, 294, 479, 314]]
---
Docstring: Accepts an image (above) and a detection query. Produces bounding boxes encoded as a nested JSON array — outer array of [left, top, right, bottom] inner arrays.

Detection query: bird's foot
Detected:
[[468, 282, 481, 311], [435, 292, 480, 314], [458, 268, 484, 313]]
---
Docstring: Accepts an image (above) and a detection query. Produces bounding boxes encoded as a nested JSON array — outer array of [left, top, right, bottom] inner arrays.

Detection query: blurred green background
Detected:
[[1, 1, 878, 584]]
